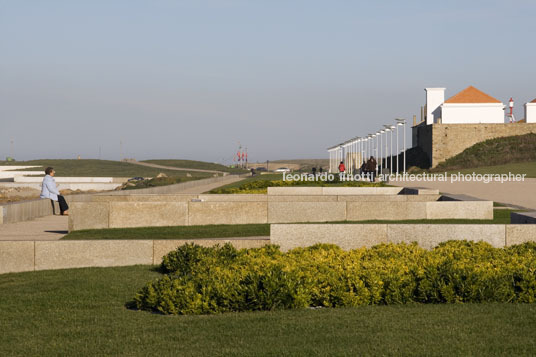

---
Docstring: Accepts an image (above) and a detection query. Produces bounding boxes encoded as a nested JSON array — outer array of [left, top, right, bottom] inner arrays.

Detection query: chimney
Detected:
[[425, 88, 445, 125]]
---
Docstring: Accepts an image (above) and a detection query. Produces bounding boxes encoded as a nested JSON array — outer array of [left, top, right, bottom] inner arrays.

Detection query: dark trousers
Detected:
[[58, 195, 69, 214]]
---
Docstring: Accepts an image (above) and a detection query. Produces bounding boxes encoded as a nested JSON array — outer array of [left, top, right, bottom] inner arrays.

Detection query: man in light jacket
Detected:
[[40, 167, 69, 215]]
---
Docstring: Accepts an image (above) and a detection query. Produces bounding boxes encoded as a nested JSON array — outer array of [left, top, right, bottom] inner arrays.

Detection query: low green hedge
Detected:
[[133, 241, 536, 315]]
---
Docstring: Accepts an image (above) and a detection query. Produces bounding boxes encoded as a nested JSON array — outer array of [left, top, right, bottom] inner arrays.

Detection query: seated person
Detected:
[[40, 167, 69, 216]]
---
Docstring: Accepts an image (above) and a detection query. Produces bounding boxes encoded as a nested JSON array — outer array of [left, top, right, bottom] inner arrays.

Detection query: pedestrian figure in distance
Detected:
[[312, 167, 317, 175], [366, 157, 377, 182], [319, 167, 323, 173], [40, 167, 69, 215], [338, 161, 346, 173]]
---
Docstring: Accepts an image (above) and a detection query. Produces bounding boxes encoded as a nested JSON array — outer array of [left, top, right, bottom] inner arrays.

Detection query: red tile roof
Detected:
[[444, 86, 501, 104], [531, 98, 536, 103]]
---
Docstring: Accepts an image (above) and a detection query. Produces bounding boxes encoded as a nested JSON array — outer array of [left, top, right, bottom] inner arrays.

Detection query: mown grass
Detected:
[[63, 224, 270, 240], [63, 209, 515, 240], [142, 159, 248, 173], [0, 159, 213, 178], [0, 265, 535, 356]]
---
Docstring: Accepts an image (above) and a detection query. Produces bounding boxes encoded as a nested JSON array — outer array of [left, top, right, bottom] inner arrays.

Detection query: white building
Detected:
[[525, 98, 536, 123], [425, 86, 505, 124]]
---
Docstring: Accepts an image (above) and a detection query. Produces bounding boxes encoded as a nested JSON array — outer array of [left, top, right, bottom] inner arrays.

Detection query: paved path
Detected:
[[0, 215, 68, 241], [126, 160, 225, 174], [392, 178, 536, 210], [178, 175, 243, 193]]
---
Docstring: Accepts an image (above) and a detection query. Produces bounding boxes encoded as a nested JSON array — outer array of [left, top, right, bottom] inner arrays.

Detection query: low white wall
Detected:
[[14, 177, 122, 183], [0, 182, 121, 191], [526, 102, 536, 123]]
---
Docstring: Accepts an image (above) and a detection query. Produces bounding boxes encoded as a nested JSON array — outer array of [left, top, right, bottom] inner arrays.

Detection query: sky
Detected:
[[1, 0, 535, 164]]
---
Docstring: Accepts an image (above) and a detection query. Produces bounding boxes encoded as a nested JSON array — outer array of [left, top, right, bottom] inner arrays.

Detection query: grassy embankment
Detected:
[[0, 159, 221, 190], [1, 265, 535, 356], [0, 159, 213, 178], [430, 133, 536, 177]]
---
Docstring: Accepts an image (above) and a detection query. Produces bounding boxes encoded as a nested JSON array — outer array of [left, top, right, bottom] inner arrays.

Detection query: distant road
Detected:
[[392, 178, 536, 210], [125, 160, 226, 174]]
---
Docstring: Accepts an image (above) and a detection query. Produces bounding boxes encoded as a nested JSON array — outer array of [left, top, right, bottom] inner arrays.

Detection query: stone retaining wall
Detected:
[[0, 238, 269, 274], [68, 193, 491, 231], [270, 223, 536, 251], [413, 123, 536, 167]]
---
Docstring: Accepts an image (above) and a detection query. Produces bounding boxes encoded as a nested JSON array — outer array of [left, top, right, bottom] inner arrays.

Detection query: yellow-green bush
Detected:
[[134, 241, 536, 315]]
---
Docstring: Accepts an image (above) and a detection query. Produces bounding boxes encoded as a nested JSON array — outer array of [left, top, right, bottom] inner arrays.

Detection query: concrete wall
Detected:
[[0, 182, 122, 191], [267, 187, 404, 195], [0, 194, 94, 225], [1, 199, 54, 224], [271, 223, 536, 251], [0, 238, 269, 274], [526, 102, 536, 123], [425, 88, 445, 124], [13, 177, 124, 183], [441, 104, 505, 124], [68, 194, 492, 231], [412, 123, 536, 167]]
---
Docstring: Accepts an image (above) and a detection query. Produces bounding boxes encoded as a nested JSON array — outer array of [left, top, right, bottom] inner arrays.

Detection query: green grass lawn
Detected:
[[1, 265, 535, 356], [63, 223, 270, 240], [63, 209, 515, 240], [0, 159, 214, 178], [142, 159, 248, 173]]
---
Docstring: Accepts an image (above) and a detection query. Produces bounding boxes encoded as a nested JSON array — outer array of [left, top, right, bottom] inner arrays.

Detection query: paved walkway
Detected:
[[392, 178, 536, 210], [179, 175, 243, 193], [126, 160, 225, 174], [0, 215, 68, 241]]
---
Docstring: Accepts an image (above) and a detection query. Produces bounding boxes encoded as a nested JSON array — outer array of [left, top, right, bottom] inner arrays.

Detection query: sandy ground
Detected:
[[392, 178, 536, 210]]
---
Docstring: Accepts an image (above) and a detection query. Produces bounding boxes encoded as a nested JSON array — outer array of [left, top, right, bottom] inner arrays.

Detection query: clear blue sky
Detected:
[[1, 0, 535, 163]]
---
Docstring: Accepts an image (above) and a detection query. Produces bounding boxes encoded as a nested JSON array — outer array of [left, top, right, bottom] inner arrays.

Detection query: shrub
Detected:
[[133, 241, 536, 315]]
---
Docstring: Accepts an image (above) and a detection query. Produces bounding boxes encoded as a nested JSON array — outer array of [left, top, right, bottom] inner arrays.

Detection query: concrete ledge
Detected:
[[271, 224, 387, 251], [0, 239, 270, 274], [271, 223, 509, 251], [0, 241, 34, 274], [347, 201, 427, 220], [268, 195, 338, 202], [35, 241, 153, 270], [189, 201, 268, 225], [197, 194, 268, 202], [69, 202, 110, 231], [511, 212, 536, 224], [426, 201, 493, 220], [268, 187, 323, 195], [387, 224, 505, 249], [323, 187, 403, 195], [505, 225, 536, 246], [109, 202, 188, 228], [268, 202, 346, 223]]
